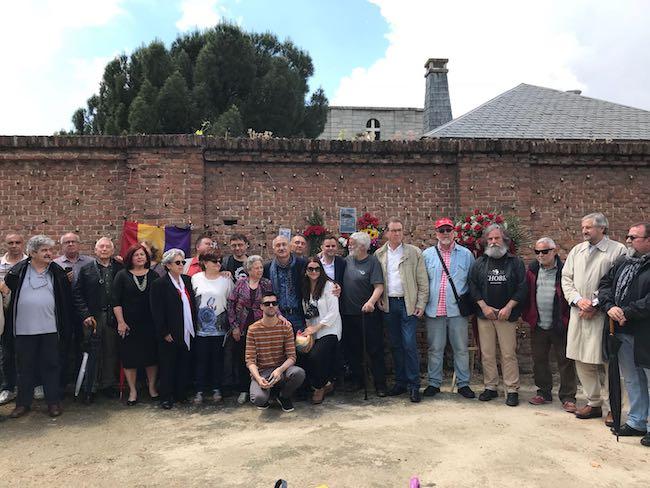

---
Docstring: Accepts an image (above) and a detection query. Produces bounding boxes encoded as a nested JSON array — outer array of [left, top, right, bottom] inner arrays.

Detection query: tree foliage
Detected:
[[71, 23, 328, 137]]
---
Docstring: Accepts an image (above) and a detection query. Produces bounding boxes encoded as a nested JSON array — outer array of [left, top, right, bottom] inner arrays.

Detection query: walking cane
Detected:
[[361, 312, 369, 401]]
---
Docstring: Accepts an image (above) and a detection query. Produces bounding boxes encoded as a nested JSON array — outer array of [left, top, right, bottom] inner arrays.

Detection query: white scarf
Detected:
[[169, 274, 195, 350]]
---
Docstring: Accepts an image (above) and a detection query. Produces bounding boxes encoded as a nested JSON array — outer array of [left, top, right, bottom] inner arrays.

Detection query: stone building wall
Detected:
[[318, 107, 423, 140]]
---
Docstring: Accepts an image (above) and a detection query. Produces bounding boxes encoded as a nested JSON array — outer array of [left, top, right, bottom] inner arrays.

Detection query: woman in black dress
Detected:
[[112, 244, 160, 405]]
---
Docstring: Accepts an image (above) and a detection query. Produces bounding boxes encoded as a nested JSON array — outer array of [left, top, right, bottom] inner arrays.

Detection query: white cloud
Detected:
[[334, 0, 650, 116], [0, 1, 125, 135], [176, 0, 225, 31]]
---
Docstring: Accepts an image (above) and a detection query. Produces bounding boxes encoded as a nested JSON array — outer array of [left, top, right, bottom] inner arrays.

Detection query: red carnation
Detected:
[[487, 213, 495, 219], [465, 216, 472, 223], [473, 209, 480, 215], [495, 215, 504, 224], [466, 236, 475, 244], [463, 223, 471, 230], [476, 215, 484, 222], [454, 225, 462, 232]]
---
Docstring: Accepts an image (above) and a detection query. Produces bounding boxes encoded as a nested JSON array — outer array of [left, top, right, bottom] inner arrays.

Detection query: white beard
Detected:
[[485, 244, 508, 259]]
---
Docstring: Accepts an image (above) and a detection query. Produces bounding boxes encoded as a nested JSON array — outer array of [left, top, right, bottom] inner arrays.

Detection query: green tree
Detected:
[[128, 79, 159, 133], [70, 23, 328, 137], [157, 71, 190, 133], [208, 104, 244, 137]]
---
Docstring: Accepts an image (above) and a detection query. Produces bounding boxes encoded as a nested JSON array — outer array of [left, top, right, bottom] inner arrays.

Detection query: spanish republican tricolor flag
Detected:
[[119, 222, 192, 258]]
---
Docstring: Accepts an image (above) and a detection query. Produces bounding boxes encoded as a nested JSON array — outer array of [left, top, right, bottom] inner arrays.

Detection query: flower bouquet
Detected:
[[303, 209, 329, 256], [455, 209, 525, 254], [357, 212, 384, 253]]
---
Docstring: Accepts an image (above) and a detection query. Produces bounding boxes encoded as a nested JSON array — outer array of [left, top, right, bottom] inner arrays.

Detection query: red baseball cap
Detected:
[[434, 217, 454, 229]]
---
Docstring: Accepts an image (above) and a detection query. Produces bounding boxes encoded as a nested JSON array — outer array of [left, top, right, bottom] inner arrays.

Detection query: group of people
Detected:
[[0, 214, 648, 447]]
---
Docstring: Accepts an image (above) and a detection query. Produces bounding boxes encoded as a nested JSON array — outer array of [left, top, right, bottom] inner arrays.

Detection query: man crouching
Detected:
[[246, 291, 305, 412]]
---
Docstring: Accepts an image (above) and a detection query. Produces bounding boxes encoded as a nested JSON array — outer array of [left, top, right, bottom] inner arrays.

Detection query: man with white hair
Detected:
[[73, 236, 123, 403], [522, 237, 577, 411], [341, 231, 387, 396], [54, 232, 92, 286], [562, 212, 626, 423], [469, 224, 527, 406], [4, 235, 72, 418]]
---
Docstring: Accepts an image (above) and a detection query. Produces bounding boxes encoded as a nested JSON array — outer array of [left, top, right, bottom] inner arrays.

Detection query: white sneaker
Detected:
[[0, 389, 16, 405], [212, 389, 223, 403], [237, 392, 248, 405], [34, 385, 45, 400], [193, 392, 204, 405]]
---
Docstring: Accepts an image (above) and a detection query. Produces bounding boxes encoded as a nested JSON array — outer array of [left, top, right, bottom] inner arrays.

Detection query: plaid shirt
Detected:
[[435, 244, 453, 316]]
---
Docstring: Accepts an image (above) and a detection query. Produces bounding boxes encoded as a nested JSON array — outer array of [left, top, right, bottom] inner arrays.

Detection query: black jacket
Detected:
[[4, 259, 73, 343], [150, 274, 198, 341], [598, 254, 650, 368], [328, 255, 347, 286], [73, 259, 123, 322], [469, 253, 527, 322]]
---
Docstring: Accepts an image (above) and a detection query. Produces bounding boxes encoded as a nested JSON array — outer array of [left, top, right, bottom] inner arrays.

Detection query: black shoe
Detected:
[[386, 385, 408, 396], [478, 389, 498, 401], [641, 433, 650, 447], [422, 386, 440, 397], [410, 388, 421, 403], [256, 402, 270, 410], [506, 392, 519, 407], [375, 387, 387, 398], [160, 400, 173, 410], [614, 424, 646, 437], [458, 386, 476, 399], [276, 396, 294, 412], [126, 398, 138, 407]]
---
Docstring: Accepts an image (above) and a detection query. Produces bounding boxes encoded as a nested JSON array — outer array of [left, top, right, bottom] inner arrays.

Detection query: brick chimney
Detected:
[[423, 58, 452, 133]]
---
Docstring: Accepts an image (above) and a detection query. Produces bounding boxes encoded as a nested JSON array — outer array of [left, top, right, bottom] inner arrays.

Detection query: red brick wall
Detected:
[[2, 136, 648, 375]]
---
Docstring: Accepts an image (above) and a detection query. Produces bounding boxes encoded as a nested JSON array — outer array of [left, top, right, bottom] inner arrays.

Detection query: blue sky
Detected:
[[1, 0, 649, 135]]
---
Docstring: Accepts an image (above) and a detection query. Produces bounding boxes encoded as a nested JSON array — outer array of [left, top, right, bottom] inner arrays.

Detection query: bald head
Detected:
[[272, 235, 290, 262]]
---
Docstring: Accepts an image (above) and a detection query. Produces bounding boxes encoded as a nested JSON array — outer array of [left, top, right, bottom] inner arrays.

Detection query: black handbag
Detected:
[[435, 247, 475, 317]]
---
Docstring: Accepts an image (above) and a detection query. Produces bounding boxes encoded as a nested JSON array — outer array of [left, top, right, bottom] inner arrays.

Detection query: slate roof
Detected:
[[423, 83, 650, 140]]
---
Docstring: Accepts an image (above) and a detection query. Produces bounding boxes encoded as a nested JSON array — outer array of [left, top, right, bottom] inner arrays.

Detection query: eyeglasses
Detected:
[[626, 235, 646, 241], [534, 249, 554, 255], [306, 267, 321, 272], [261, 301, 278, 307], [436, 227, 453, 233], [173, 260, 186, 266]]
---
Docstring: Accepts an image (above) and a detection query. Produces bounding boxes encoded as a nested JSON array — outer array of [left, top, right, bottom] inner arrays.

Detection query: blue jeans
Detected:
[[645, 368, 650, 433], [426, 316, 470, 388], [384, 298, 420, 389], [617, 333, 648, 431]]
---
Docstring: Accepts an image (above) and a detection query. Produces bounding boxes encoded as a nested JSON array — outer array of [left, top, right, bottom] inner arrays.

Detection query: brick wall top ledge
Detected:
[[1, 135, 649, 156]]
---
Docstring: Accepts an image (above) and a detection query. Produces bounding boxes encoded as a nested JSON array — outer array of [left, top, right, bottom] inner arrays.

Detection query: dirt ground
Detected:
[[1, 375, 648, 488]]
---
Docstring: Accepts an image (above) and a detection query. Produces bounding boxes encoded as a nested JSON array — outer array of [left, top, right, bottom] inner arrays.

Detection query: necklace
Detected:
[[132, 272, 148, 292]]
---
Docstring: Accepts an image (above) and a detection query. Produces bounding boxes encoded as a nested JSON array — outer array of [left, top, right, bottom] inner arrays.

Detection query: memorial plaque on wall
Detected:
[[339, 207, 357, 234]]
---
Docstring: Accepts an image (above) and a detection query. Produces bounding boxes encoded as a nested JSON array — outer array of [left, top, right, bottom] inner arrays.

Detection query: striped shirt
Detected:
[[436, 244, 453, 316], [535, 266, 557, 330], [245, 317, 296, 369]]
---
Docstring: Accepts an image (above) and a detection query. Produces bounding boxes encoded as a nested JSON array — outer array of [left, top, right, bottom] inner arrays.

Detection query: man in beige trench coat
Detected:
[[562, 213, 626, 423]]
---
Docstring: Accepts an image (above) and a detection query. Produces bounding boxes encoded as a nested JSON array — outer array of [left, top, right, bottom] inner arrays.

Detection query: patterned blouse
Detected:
[[226, 276, 274, 333]]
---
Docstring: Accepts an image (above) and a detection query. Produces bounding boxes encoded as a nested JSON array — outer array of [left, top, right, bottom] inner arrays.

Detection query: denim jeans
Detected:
[[617, 333, 648, 431], [384, 297, 420, 389], [645, 368, 650, 433], [426, 316, 470, 388]]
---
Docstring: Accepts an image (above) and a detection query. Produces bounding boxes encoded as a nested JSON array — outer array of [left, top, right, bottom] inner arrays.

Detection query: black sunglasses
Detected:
[[173, 260, 186, 265], [306, 266, 322, 272], [437, 227, 453, 233], [261, 301, 278, 307], [626, 235, 645, 241], [534, 249, 554, 255]]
